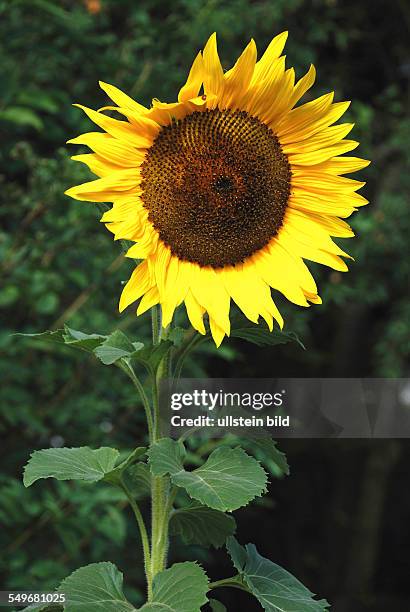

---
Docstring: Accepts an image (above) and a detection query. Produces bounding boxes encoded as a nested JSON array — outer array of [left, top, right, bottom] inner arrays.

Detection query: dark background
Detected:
[[0, 1, 409, 610]]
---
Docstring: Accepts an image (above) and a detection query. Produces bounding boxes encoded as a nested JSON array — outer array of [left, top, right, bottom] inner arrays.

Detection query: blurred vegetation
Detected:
[[0, 0, 409, 610]]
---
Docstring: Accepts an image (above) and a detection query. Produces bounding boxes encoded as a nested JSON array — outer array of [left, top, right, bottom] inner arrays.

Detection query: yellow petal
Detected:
[[244, 56, 286, 117], [251, 31, 288, 83], [68, 132, 146, 167], [119, 262, 152, 312], [109, 108, 160, 139], [276, 91, 334, 135], [209, 317, 226, 347], [304, 291, 322, 304], [291, 171, 365, 194], [65, 168, 142, 202], [190, 267, 230, 334], [284, 123, 355, 156], [152, 241, 172, 299], [101, 197, 145, 222], [278, 100, 350, 143], [73, 104, 152, 148], [278, 230, 349, 272], [220, 39, 257, 108], [99, 81, 149, 114], [263, 68, 296, 125], [284, 208, 353, 254], [161, 256, 190, 327], [288, 192, 357, 218], [202, 33, 224, 101], [178, 52, 204, 102], [288, 140, 359, 165], [185, 290, 206, 335], [105, 208, 148, 241], [287, 64, 316, 110], [313, 156, 371, 175], [137, 286, 160, 315], [292, 185, 368, 208], [253, 248, 309, 307], [71, 153, 121, 177], [125, 226, 158, 258], [145, 96, 207, 125]]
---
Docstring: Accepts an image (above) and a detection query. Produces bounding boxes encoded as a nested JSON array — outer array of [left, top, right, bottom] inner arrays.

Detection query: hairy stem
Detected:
[[121, 482, 152, 599], [118, 361, 154, 441], [149, 310, 173, 589], [208, 576, 249, 592]]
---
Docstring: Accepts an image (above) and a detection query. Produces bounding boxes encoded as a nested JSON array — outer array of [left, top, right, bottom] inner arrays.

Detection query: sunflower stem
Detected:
[[120, 481, 152, 599], [149, 309, 173, 589]]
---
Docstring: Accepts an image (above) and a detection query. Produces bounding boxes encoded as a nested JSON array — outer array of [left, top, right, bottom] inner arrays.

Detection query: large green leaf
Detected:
[[62, 327, 107, 352], [149, 440, 267, 512], [16, 326, 107, 352], [122, 462, 152, 499], [242, 438, 290, 477], [132, 340, 174, 371], [94, 330, 142, 365], [103, 447, 147, 485], [231, 328, 305, 349], [23, 447, 120, 487], [170, 503, 236, 548], [16, 326, 173, 372], [59, 562, 136, 611], [93, 330, 174, 372], [138, 562, 208, 612], [226, 537, 330, 611], [22, 604, 62, 612]]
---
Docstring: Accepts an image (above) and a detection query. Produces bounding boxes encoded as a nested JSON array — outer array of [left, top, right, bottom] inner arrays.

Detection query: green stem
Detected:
[[208, 576, 249, 592], [151, 304, 162, 346], [173, 331, 206, 380], [149, 309, 173, 589], [121, 482, 152, 599], [119, 362, 154, 441]]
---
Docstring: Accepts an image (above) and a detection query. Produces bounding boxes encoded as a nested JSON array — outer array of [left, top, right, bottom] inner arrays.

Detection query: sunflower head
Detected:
[[65, 32, 369, 346]]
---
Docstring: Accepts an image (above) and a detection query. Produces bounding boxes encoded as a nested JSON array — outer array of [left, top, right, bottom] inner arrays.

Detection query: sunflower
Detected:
[[65, 32, 369, 346]]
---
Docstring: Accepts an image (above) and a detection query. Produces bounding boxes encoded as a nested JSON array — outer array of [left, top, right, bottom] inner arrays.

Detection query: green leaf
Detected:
[[231, 328, 305, 349], [170, 503, 236, 548], [168, 326, 186, 347], [0, 106, 43, 130], [15, 329, 66, 344], [149, 440, 267, 512], [104, 447, 146, 485], [148, 438, 186, 476], [23, 447, 120, 487], [132, 339, 173, 372], [138, 562, 208, 612], [242, 438, 290, 477], [59, 562, 136, 611], [122, 462, 152, 500], [209, 600, 227, 612], [21, 604, 62, 612], [226, 536, 247, 573], [15, 326, 107, 353], [16, 326, 168, 372], [226, 537, 330, 612], [94, 330, 142, 365], [62, 326, 107, 352]]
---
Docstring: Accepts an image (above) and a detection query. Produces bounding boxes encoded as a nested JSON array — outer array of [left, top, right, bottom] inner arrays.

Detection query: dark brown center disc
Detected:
[[140, 108, 291, 268]]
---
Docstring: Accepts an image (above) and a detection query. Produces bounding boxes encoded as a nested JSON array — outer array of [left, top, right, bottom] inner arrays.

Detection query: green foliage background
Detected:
[[0, 0, 409, 610]]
